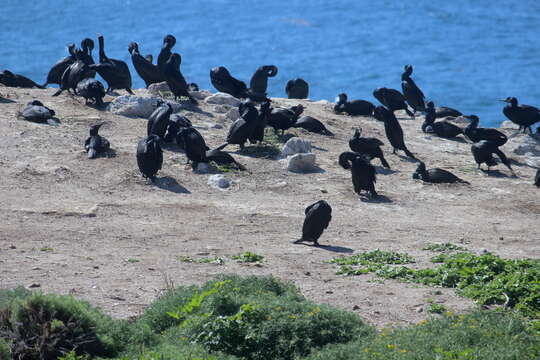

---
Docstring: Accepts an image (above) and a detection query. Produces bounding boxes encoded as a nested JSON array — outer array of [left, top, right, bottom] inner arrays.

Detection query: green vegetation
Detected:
[[422, 242, 467, 252], [1, 275, 538, 359], [231, 252, 264, 263], [177, 255, 225, 265], [330, 249, 416, 276], [127, 258, 140, 263], [427, 303, 447, 314], [331, 251, 540, 322], [40, 246, 54, 252], [241, 128, 283, 158]]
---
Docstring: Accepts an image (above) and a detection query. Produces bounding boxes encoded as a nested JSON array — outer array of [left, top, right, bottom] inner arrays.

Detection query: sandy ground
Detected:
[[0, 86, 538, 328]]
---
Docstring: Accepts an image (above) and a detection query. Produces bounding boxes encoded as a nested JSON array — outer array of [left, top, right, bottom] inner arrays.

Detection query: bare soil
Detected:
[[0, 86, 538, 328]]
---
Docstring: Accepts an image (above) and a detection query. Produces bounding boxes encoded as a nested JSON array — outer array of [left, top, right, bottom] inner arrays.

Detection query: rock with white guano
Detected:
[[208, 174, 230, 189], [107, 96, 183, 118], [281, 137, 312, 158], [286, 153, 317, 173], [506, 133, 540, 157], [147, 82, 170, 96], [204, 92, 241, 106]]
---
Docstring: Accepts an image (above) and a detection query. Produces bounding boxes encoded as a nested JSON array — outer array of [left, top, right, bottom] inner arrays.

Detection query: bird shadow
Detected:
[[312, 145, 328, 152], [360, 194, 393, 203], [153, 176, 191, 194], [288, 166, 326, 174], [445, 136, 468, 144], [375, 166, 397, 175], [161, 142, 186, 153], [89, 148, 117, 159], [396, 154, 419, 163], [295, 242, 354, 253], [510, 158, 536, 169], [0, 97, 16, 103], [238, 145, 280, 159], [480, 169, 516, 178]]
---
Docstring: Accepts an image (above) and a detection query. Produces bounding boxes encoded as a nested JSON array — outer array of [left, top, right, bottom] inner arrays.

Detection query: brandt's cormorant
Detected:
[[136, 135, 163, 181], [463, 115, 507, 147], [210, 66, 248, 98], [422, 101, 463, 139], [334, 93, 375, 116], [339, 152, 378, 198], [43, 43, 76, 87], [206, 149, 247, 171], [535, 168, 540, 188], [53, 49, 93, 96], [85, 123, 110, 159], [293, 116, 333, 136], [267, 104, 304, 135], [285, 78, 309, 99], [401, 65, 425, 113], [348, 128, 390, 168], [412, 161, 469, 184], [165, 114, 192, 145], [147, 101, 173, 138], [158, 34, 176, 78], [248, 100, 272, 144], [19, 100, 55, 123], [247, 65, 278, 101], [373, 106, 416, 159], [435, 106, 462, 118], [80, 38, 96, 77], [0, 70, 44, 89], [164, 53, 197, 104], [219, 100, 260, 150], [177, 127, 209, 167], [89, 35, 133, 94], [471, 140, 513, 174], [292, 200, 332, 246], [128, 42, 163, 87], [373, 87, 414, 117], [76, 78, 106, 107], [500, 97, 540, 133]]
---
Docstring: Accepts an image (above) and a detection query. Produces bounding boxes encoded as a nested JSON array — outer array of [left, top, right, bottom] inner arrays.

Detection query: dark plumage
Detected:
[[206, 149, 246, 171], [348, 128, 390, 168], [19, 100, 55, 123], [401, 65, 425, 113], [248, 65, 278, 101], [373, 106, 416, 159], [293, 116, 333, 136], [500, 97, 540, 133], [220, 101, 260, 150], [177, 127, 209, 166], [80, 38, 96, 78], [412, 161, 469, 184], [53, 49, 93, 96], [373, 87, 414, 117], [435, 106, 462, 118], [249, 100, 272, 144], [164, 53, 197, 104], [286, 78, 309, 99], [339, 152, 378, 197], [292, 200, 332, 246], [334, 93, 375, 116], [210, 66, 248, 98], [463, 115, 507, 147], [0, 70, 44, 89], [147, 102, 173, 138], [128, 42, 163, 87], [76, 78, 106, 106], [471, 140, 513, 174], [422, 101, 463, 138], [43, 43, 76, 87], [267, 104, 304, 135], [165, 114, 192, 145], [85, 123, 110, 159], [535, 168, 540, 188], [136, 135, 163, 181], [89, 35, 133, 94], [157, 34, 176, 78]]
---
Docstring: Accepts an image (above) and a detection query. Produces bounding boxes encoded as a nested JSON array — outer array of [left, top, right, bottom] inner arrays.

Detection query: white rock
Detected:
[[506, 133, 540, 156], [500, 120, 520, 129], [147, 82, 170, 96], [286, 153, 317, 172], [208, 174, 230, 189], [107, 96, 183, 118], [191, 90, 212, 100], [281, 137, 312, 158], [224, 107, 240, 122], [205, 92, 241, 106]]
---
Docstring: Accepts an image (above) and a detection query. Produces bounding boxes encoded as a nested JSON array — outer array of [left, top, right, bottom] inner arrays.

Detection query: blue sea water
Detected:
[[2, 0, 540, 127]]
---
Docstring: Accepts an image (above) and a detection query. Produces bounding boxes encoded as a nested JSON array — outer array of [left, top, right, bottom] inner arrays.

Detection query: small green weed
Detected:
[[427, 303, 447, 314], [40, 247, 54, 252], [423, 242, 467, 252], [330, 249, 416, 276], [231, 252, 264, 263], [127, 258, 140, 263], [177, 256, 225, 265]]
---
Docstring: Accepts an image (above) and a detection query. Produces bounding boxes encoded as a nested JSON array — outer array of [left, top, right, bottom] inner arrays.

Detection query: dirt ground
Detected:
[[0, 86, 538, 328]]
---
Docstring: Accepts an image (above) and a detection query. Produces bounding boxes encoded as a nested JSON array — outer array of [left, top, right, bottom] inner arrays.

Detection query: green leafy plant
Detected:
[[427, 303, 447, 314], [231, 252, 264, 263], [423, 242, 467, 252]]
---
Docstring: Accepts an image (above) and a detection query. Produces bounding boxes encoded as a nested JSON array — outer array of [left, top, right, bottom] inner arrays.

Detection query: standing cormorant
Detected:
[[401, 65, 425, 113], [136, 135, 163, 181], [285, 78, 309, 99], [43, 43, 76, 87], [147, 101, 173, 138], [53, 49, 93, 96], [374, 106, 416, 159], [76, 78, 106, 107], [89, 35, 133, 94], [348, 128, 390, 168], [500, 97, 540, 133], [373, 87, 414, 117], [247, 65, 278, 101], [128, 42, 163, 87], [158, 34, 176, 78], [471, 140, 513, 174], [177, 127, 209, 167], [463, 115, 507, 146], [339, 152, 378, 197], [248, 100, 272, 144], [219, 100, 260, 150], [334, 93, 375, 116], [292, 200, 332, 246], [164, 53, 197, 104]]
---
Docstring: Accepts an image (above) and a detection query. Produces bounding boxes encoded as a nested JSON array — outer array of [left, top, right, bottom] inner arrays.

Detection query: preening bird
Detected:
[[89, 34, 133, 94], [401, 64, 425, 113], [412, 161, 469, 184], [422, 101, 463, 139], [85, 123, 110, 159], [136, 135, 163, 181], [334, 93, 375, 116], [463, 115, 507, 147], [339, 152, 378, 198], [292, 200, 332, 246], [470, 140, 513, 174], [348, 128, 390, 168]]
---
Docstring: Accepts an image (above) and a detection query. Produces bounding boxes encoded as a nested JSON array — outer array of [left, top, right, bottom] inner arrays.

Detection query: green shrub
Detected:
[[231, 252, 264, 263], [0, 286, 32, 310], [161, 275, 372, 360], [0, 293, 123, 359], [0, 337, 10, 359], [306, 310, 540, 360]]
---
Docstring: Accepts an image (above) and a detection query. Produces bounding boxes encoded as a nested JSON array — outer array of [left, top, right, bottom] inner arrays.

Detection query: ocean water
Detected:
[[2, 0, 540, 127]]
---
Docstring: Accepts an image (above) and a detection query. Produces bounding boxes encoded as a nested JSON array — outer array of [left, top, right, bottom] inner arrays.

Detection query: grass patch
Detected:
[[330, 249, 416, 276], [231, 251, 264, 263], [127, 258, 140, 263], [241, 128, 283, 158], [331, 251, 540, 322], [40, 247, 54, 252], [177, 255, 225, 265], [422, 242, 467, 252], [427, 303, 447, 314]]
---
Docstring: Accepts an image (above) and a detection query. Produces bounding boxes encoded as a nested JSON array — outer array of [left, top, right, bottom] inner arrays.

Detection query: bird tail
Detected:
[[494, 148, 513, 173], [213, 143, 229, 152], [379, 155, 391, 169], [323, 129, 334, 136], [458, 179, 471, 185], [52, 88, 63, 97]]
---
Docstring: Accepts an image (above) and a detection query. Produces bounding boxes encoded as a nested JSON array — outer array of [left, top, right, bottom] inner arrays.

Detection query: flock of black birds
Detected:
[[1, 34, 540, 247]]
